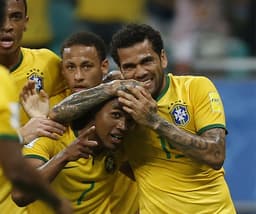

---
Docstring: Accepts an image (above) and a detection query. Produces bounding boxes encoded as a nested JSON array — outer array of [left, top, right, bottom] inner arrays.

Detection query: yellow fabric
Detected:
[[75, 0, 146, 23], [10, 47, 66, 126], [22, 0, 53, 46], [124, 74, 236, 213], [0, 66, 19, 140], [24, 126, 123, 214], [0, 48, 65, 214], [0, 65, 27, 213], [111, 172, 139, 214]]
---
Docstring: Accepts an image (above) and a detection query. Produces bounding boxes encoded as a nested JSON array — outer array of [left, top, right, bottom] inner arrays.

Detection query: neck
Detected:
[[0, 49, 22, 71]]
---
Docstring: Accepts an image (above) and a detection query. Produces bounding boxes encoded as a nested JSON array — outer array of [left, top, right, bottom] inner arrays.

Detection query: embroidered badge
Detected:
[[209, 92, 222, 112], [170, 104, 190, 126], [27, 68, 44, 91], [105, 154, 116, 174]]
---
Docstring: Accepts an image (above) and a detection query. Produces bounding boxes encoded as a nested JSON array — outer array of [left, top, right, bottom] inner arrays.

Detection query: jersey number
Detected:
[[77, 181, 95, 205], [159, 136, 184, 159]]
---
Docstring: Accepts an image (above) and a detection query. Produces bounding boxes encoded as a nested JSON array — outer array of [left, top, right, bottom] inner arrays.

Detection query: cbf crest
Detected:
[[104, 154, 117, 174], [26, 68, 44, 91], [170, 104, 190, 126]]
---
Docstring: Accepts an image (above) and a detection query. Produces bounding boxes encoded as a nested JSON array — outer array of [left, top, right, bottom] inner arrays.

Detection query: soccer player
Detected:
[[49, 23, 236, 213], [0, 0, 67, 212], [0, 0, 67, 143], [0, 1, 72, 213], [13, 31, 139, 213]]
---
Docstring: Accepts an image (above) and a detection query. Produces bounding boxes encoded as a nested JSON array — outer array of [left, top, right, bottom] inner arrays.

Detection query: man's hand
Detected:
[[117, 85, 159, 128], [106, 79, 143, 96], [102, 70, 124, 83], [60, 126, 98, 161], [19, 117, 66, 144], [20, 80, 49, 117]]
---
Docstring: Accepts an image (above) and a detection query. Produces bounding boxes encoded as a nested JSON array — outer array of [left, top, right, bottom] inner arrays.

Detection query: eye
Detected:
[[111, 111, 122, 119], [142, 57, 154, 66], [10, 12, 23, 21], [122, 64, 136, 72], [81, 63, 93, 71], [66, 64, 75, 71]]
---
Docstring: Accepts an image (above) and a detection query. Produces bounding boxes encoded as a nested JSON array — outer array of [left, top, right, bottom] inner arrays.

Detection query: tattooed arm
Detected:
[[153, 117, 225, 170], [49, 79, 141, 124], [117, 85, 225, 170]]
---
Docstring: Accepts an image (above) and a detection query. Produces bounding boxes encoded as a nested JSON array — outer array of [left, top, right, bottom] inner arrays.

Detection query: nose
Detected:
[[116, 118, 128, 131], [74, 69, 84, 81], [134, 65, 147, 81]]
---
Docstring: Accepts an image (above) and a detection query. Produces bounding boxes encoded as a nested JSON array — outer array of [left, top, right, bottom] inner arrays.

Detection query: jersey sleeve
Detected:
[[23, 137, 56, 162], [189, 77, 226, 134]]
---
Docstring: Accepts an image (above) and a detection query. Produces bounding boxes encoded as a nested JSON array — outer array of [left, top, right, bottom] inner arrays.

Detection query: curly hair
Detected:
[[110, 23, 164, 66]]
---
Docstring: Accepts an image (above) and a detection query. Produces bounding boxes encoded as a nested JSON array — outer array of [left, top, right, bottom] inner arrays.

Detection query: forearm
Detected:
[[1, 153, 61, 208], [38, 152, 69, 182], [49, 79, 141, 124], [49, 83, 113, 124], [12, 152, 68, 206], [150, 114, 225, 169]]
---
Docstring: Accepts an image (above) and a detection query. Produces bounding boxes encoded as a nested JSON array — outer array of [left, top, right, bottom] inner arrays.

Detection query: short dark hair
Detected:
[[22, 0, 27, 15], [71, 97, 117, 131], [60, 31, 107, 62], [0, 0, 6, 27], [110, 23, 164, 66]]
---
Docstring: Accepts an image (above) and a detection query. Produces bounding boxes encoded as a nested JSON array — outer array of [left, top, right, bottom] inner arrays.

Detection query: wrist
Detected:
[[56, 150, 70, 165]]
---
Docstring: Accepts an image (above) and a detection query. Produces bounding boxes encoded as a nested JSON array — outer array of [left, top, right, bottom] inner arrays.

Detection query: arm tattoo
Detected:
[[49, 85, 113, 124], [154, 116, 226, 168]]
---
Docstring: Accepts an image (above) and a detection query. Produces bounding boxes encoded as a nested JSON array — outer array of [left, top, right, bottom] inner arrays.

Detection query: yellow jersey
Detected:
[[124, 74, 236, 213], [10, 47, 66, 126], [0, 65, 27, 214], [0, 48, 65, 213], [110, 172, 139, 214], [24, 126, 123, 214]]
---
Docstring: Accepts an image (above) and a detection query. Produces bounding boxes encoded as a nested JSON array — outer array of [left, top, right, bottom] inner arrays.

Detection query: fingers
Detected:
[[20, 80, 37, 103], [26, 117, 66, 141], [102, 70, 124, 83], [39, 89, 49, 100], [39, 118, 67, 136], [78, 126, 96, 140]]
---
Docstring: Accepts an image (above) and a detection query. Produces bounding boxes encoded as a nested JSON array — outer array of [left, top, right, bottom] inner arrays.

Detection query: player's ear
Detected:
[[23, 16, 29, 31], [101, 59, 109, 76], [160, 49, 168, 69]]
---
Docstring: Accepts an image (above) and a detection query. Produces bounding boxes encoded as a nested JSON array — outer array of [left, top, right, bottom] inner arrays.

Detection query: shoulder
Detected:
[[0, 66, 17, 94], [21, 47, 61, 62], [169, 73, 215, 89]]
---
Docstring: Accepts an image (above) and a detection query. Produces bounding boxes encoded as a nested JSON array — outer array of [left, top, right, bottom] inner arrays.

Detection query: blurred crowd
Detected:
[[21, 0, 254, 75]]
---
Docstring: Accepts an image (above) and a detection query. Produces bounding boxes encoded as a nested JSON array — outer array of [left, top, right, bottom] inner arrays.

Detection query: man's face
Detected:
[[0, 0, 28, 55], [61, 44, 108, 93], [117, 39, 167, 98], [94, 99, 134, 150]]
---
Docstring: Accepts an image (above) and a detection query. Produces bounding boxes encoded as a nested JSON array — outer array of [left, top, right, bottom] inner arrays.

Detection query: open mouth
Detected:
[[0, 37, 14, 48], [110, 133, 123, 144]]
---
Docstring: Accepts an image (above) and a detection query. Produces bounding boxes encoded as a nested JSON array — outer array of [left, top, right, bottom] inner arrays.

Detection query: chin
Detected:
[[106, 143, 119, 151]]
